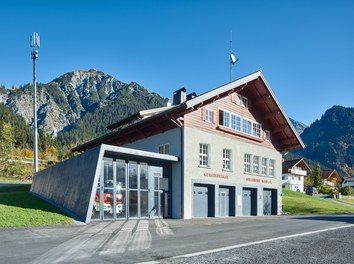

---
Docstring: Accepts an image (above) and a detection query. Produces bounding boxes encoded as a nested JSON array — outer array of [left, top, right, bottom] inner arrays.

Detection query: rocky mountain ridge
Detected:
[[292, 105, 354, 177], [289, 118, 308, 135], [0, 69, 165, 137]]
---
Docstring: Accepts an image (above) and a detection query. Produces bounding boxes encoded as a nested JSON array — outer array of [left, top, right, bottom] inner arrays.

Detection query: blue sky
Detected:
[[1, 0, 353, 125]]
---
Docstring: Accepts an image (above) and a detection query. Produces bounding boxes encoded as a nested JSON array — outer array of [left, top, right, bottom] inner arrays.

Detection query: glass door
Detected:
[[115, 159, 126, 219], [140, 163, 149, 218], [128, 162, 138, 218], [91, 159, 164, 221]]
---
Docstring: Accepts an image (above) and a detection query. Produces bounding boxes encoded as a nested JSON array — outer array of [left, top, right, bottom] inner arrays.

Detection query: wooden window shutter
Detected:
[[231, 93, 237, 103], [201, 108, 206, 121], [219, 110, 224, 126], [212, 111, 217, 124]]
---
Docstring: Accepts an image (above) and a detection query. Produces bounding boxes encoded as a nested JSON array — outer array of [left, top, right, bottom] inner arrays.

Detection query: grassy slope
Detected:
[[282, 189, 354, 214], [0, 185, 73, 228], [336, 198, 354, 206]]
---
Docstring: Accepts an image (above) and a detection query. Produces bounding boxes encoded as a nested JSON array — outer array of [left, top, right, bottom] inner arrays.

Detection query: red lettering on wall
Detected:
[[204, 172, 229, 179], [246, 178, 272, 184]]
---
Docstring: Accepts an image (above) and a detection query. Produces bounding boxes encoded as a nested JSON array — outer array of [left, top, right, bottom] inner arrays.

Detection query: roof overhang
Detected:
[[101, 144, 179, 163], [185, 71, 304, 151], [72, 71, 304, 153]]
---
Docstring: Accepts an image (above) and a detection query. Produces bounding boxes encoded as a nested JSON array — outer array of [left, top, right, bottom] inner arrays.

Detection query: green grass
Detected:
[[336, 198, 354, 206], [0, 177, 31, 184], [0, 185, 74, 228], [282, 189, 354, 214]]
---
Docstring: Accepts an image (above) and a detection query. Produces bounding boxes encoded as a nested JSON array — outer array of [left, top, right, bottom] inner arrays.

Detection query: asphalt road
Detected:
[[0, 215, 353, 264]]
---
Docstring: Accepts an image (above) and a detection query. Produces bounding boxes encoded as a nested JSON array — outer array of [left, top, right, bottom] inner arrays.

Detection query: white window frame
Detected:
[[199, 143, 209, 167], [261, 157, 268, 175], [222, 149, 231, 171], [269, 159, 275, 177], [242, 118, 252, 135], [223, 111, 230, 128], [231, 114, 241, 131], [265, 130, 271, 141], [252, 123, 262, 138], [252, 155, 260, 174], [236, 94, 248, 108], [205, 109, 213, 123], [158, 144, 169, 154], [244, 153, 251, 173]]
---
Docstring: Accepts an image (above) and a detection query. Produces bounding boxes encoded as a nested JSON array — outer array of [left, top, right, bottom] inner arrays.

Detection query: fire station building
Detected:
[[31, 71, 304, 223]]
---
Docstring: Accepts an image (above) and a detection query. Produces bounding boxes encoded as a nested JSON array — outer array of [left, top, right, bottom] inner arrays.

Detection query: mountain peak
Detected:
[[1, 69, 165, 138]]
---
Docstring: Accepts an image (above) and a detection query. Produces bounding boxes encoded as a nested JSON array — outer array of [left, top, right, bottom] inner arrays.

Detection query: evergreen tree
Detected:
[[312, 164, 322, 188]]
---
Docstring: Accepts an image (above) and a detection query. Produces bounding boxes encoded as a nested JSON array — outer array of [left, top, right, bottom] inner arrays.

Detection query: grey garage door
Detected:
[[242, 189, 251, 216], [219, 188, 229, 217], [263, 190, 272, 215], [193, 185, 208, 217]]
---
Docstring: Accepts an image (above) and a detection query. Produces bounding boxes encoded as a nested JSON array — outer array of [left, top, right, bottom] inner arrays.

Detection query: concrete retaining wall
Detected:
[[30, 146, 102, 222]]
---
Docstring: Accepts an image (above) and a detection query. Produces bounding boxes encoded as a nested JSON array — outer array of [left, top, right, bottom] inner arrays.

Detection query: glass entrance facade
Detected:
[[91, 158, 164, 221]]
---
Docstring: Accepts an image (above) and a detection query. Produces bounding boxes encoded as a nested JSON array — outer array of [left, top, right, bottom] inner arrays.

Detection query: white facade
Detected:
[[282, 173, 305, 192], [342, 178, 354, 189], [183, 126, 282, 218]]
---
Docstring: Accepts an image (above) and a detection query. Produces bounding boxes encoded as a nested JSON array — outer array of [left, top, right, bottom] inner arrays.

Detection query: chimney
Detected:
[[173, 87, 187, 105], [187, 92, 197, 100], [164, 98, 172, 107]]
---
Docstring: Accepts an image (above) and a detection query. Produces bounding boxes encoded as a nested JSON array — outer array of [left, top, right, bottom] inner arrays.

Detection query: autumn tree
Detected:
[[0, 123, 15, 176]]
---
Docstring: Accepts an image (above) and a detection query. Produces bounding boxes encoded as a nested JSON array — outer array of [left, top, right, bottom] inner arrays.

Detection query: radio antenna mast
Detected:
[[30, 32, 40, 174]]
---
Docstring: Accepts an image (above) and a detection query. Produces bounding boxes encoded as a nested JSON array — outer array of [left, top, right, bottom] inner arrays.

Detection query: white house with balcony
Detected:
[[282, 159, 311, 192], [321, 169, 341, 189], [342, 177, 354, 190]]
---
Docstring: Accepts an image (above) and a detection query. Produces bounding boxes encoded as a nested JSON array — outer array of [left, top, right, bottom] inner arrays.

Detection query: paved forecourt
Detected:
[[0, 215, 354, 264]]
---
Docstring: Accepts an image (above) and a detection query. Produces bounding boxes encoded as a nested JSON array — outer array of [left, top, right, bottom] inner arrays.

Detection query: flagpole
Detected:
[[230, 31, 232, 81]]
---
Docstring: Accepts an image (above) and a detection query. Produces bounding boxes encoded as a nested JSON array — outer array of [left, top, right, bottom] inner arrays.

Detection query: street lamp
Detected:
[[30, 32, 40, 174]]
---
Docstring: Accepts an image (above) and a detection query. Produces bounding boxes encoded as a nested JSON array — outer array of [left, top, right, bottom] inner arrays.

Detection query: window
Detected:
[[158, 144, 169, 154], [231, 114, 241, 131], [265, 130, 271, 141], [199, 144, 209, 167], [269, 159, 275, 176], [261, 158, 267, 175], [219, 110, 261, 139], [205, 109, 213, 123], [236, 94, 248, 108], [242, 119, 252, 134], [223, 149, 231, 170], [241, 96, 248, 108], [223, 111, 230, 128], [253, 155, 260, 174], [244, 154, 251, 173], [252, 123, 261, 138]]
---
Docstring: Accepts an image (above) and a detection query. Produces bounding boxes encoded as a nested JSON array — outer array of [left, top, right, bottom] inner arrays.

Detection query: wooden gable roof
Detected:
[[282, 159, 311, 174], [72, 71, 305, 153], [321, 169, 341, 183]]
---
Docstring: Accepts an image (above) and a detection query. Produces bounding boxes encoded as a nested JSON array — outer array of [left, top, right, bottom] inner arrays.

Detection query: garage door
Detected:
[[242, 189, 251, 216], [219, 188, 229, 217], [263, 190, 272, 215], [193, 185, 208, 217]]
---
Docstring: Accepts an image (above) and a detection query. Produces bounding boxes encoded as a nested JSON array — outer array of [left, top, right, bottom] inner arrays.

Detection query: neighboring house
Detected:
[[282, 159, 311, 192], [31, 71, 304, 223], [341, 177, 354, 189], [321, 169, 341, 188]]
